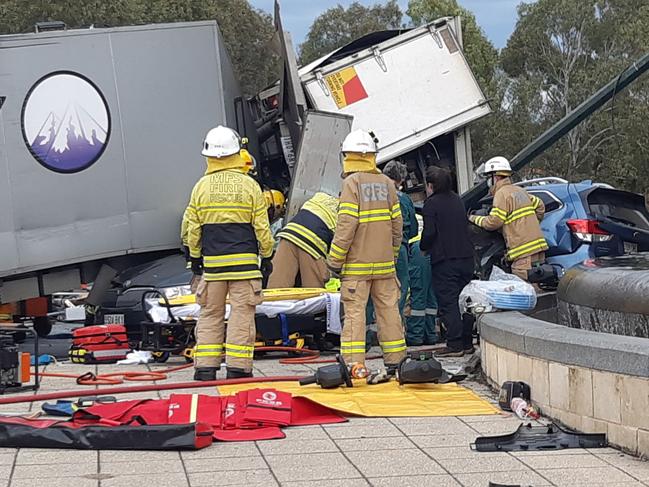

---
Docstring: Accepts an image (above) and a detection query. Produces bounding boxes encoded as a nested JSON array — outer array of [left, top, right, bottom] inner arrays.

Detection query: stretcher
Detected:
[[140, 288, 342, 361]]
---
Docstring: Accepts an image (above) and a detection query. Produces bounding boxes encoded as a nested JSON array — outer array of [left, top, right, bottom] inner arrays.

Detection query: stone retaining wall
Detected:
[[480, 312, 649, 457]]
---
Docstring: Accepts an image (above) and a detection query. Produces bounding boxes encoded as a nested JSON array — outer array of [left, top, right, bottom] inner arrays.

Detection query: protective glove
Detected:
[[366, 367, 396, 385], [181, 245, 190, 261], [260, 258, 273, 277], [190, 257, 203, 276], [327, 265, 342, 279]]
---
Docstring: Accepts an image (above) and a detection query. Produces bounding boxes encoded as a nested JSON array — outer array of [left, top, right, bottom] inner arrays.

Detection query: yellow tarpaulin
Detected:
[[218, 380, 500, 417]]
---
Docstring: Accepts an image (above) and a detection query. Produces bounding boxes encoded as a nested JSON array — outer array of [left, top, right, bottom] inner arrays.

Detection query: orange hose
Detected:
[[33, 347, 321, 386], [37, 363, 193, 386], [255, 346, 322, 364], [32, 345, 445, 386]]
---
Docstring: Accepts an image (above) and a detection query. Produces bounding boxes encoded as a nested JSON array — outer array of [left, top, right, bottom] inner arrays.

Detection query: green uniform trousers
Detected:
[[405, 241, 438, 345]]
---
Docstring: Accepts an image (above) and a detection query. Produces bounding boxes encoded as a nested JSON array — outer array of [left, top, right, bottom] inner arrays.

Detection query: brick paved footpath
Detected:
[[1, 349, 647, 487]]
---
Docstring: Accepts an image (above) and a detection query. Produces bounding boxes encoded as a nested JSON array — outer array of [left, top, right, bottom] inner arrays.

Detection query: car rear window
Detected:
[[586, 188, 649, 230], [528, 190, 563, 213]]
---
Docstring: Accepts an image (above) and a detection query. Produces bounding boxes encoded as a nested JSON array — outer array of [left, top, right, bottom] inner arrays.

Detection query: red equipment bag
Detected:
[[69, 325, 130, 364], [74, 390, 347, 445], [74, 399, 170, 426], [242, 389, 293, 427], [167, 394, 222, 428], [216, 391, 287, 441]]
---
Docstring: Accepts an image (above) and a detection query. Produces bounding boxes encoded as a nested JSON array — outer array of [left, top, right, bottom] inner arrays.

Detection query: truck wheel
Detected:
[[33, 316, 52, 337]]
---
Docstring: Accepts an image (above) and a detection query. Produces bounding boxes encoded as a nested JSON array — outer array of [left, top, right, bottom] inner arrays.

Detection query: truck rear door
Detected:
[[286, 110, 353, 220]]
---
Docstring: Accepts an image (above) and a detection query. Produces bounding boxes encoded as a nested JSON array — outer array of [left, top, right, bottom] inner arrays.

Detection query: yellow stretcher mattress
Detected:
[[218, 380, 500, 417], [165, 287, 332, 306]]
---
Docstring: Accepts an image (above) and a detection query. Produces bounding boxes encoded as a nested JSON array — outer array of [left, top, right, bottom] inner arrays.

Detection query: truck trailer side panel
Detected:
[[0, 22, 241, 279]]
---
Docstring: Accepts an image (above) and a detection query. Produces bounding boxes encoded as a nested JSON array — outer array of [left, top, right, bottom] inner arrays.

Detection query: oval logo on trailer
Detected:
[[21, 71, 111, 173]]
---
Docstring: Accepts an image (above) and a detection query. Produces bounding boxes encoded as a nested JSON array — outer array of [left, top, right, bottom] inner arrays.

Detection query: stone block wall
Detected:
[[482, 340, 649, 457]]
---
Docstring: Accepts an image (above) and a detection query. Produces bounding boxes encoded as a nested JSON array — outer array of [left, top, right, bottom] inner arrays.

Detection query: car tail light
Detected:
[[567, 219, 613, 242]]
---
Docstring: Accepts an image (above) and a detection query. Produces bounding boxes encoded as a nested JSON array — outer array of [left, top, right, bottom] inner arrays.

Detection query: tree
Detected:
[[0, 0, 276, 96], [500, 0, 649, 193], [299, 1, 403, 65], [592, 0, 649, 193], [501, 1, 612, 178], [0, 0, 145, 33], [140, 0, 277, 95]]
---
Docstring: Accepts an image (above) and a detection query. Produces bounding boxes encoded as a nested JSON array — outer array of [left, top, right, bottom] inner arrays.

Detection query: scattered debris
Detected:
[[498, 381, 531, 411], [472, 422, 607, 452], [510, 397, 540, 420]]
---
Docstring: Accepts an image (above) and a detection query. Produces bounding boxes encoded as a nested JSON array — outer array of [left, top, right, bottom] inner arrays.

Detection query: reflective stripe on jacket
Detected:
[[185, 169, 274, 281], [180, 203, 191, 267], [276, 192, 338, 259], [327, 172, 403, 279], [470, 178, 548, 261], [409, 233, 421, 245]]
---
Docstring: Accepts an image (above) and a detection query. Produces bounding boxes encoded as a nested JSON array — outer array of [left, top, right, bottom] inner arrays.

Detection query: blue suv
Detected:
[[485, 177, 649, 276]]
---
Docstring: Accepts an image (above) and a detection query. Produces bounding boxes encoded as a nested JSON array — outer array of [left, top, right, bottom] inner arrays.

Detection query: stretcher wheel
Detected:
[[152, 351, 170, 363], [33, 316, 53, 337], [182, 348, 194, 363]]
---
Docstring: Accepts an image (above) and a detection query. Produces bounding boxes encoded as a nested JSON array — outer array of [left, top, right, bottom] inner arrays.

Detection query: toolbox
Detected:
[[69, 325, 130, 364]]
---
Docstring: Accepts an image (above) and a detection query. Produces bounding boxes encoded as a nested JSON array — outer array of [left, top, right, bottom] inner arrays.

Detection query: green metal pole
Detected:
[[462, 51, 649, 210]]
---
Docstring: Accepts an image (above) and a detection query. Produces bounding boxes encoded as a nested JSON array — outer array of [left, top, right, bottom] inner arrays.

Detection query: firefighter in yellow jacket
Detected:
[[181, 148, 256, 262], [327, 129, 407, 369], [185, 126, 274, 381], [268, 192, 339, 289], [469, 156, 548, 280]]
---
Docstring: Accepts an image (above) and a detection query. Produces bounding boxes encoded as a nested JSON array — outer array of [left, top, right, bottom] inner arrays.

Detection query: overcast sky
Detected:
[[249, 0, 534, 50]]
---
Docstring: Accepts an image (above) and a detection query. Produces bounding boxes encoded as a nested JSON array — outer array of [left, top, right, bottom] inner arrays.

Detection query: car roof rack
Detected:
[[515, 177, 568, 187]]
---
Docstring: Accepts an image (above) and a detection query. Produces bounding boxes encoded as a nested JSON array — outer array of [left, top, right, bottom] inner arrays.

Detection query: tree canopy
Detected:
[[299, 1, 403, 65], [0, 0, 276, 95], [500, 0, 649, 192]]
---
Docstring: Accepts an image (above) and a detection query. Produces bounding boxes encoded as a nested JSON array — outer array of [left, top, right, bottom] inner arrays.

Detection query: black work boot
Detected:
[[434, 347, 464, 358], [226, 367, 253, 379], [193, 367, 217, 381]]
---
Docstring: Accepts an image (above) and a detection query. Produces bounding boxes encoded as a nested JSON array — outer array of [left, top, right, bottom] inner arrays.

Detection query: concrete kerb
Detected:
[[480, 312, 649, 378]]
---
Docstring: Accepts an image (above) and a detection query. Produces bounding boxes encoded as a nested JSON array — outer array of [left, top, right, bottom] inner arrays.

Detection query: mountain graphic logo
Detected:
[[21, 72, 111, 173]]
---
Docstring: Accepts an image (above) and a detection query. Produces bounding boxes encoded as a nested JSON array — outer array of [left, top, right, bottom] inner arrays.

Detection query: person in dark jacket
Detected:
[[420, 166, 475, 357]]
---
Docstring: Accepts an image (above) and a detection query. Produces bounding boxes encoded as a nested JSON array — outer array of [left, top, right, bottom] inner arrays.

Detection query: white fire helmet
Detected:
[[483, 156, 512, 176], [202, 126, 241, 158], [341, 129, 378, 154]]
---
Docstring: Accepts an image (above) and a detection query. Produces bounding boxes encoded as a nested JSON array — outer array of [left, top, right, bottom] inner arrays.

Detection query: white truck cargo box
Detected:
[[300, 18, 491, 163]]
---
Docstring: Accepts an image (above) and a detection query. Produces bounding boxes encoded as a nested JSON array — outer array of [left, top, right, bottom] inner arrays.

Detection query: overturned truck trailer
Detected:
[[253, 14, 492, 216], [0, 21, 249, 332]]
